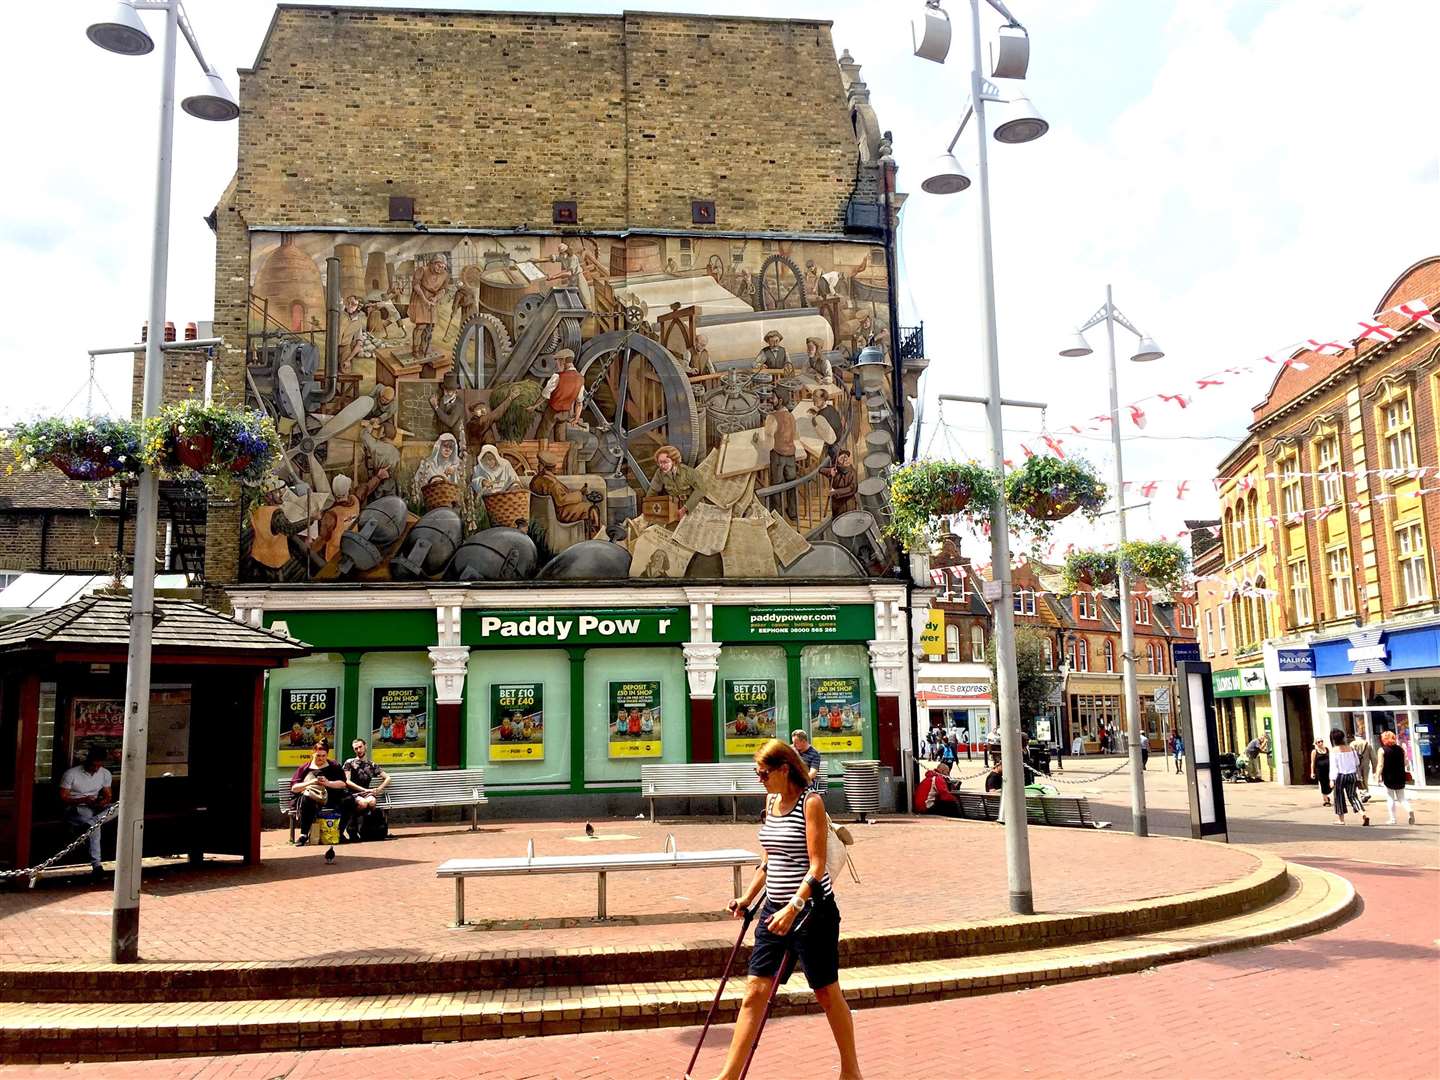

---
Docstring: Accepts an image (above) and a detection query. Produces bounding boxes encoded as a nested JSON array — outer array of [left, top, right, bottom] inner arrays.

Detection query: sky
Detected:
[[1, 0, 1435, 547]]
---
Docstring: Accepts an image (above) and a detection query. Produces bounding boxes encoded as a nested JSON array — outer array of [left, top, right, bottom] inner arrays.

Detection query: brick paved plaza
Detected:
[[1, 767, 1435, 1078]]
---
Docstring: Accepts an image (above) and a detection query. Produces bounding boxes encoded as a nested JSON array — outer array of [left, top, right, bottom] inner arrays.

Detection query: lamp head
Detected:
[[1058, 331, 1093, 358], [182, 71, 240, 122], [87, 2, 154, 56], [921, 152, 971, 195], [854, 340, 888, 368], [992, 96, 1049, 144], [1130, 335, 1164, 363]]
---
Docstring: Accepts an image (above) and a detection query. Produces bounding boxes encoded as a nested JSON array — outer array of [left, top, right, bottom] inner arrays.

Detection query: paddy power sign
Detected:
[[463, 609, 688, 646]]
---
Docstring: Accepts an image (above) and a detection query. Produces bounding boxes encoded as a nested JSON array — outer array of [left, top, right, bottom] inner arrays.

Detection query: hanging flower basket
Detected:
[[1062, 550, 1119, 594], [143, 401, 281, 488], [885, 459, 1000, 549], [1006, 455, 1108, 541], [1120, 539, 1190, 595], [2, 417, 142, 484]]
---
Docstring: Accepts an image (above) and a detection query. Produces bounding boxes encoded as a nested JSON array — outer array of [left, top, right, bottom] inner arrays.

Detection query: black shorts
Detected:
[[748, 893, 841, 990]]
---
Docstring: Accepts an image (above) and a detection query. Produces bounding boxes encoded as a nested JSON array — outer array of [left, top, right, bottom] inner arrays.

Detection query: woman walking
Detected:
[[1378, 730, 1415, 825], [707, 739, 862, 1080], [1310, 738, 1331, 807], [1329, 728, 1369, 826]]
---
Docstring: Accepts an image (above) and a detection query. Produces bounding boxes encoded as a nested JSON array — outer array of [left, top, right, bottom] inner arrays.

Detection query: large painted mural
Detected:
[[241, 232, 910, 583]]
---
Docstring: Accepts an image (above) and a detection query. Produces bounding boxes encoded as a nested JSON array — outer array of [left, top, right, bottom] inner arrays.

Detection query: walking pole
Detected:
[[684, 902, 759, 1080], [737, 907, 812, 1080]]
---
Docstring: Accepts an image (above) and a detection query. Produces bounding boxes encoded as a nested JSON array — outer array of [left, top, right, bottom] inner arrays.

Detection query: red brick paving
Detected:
[[0, 814, 1258, 965], [1, 857, 1433, 1080]]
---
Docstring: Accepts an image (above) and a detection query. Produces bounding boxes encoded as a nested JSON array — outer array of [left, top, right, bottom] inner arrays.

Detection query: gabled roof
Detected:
[[0, 596, 310, 657]]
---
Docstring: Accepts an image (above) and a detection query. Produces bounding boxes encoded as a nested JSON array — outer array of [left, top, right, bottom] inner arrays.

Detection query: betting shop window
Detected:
[[1326, 545, 1355, 619], [1396, 521, 1432, 605]]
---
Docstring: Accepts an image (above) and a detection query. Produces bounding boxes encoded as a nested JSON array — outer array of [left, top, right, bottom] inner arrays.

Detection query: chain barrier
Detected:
[[0, 802, 120, 888], [1021, 758, 1133, 786]]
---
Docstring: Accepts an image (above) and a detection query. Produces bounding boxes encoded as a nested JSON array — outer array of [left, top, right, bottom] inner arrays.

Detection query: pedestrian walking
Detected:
[[709, 739, 861, 1080], [960, 727, 971, 761], [1329, 728, 1369, 826], [1350, 729, 1376, 793], [1310, 738, 1331, 807], [1173, 731, 1185, 774], [1138, 732, 1150, 770], [1054, 732, 1065, 772], [1377, 730, 1415, 825]]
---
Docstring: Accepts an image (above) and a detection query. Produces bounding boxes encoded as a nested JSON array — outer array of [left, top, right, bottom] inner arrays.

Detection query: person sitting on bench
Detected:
[[60, 745, 113, 881], [289, 740, 351, 845], [342, 738, 391, 842]]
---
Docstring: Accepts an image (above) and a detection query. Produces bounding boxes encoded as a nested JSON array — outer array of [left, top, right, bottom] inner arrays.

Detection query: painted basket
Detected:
[[482, 488, 531, 529]]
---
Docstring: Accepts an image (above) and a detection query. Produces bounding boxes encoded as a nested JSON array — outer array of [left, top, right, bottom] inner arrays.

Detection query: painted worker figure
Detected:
[[808, 386, 847, 465], [409, 254, 450, 359], [822, 448, 859, 518], [368, 384, 398, 440], [687, 334, 714, 377], [359, 420, 400, 500], [533, 349, 583, 442], [646, 444, 704, 517], [555, 242, 594, 309], [246, 476, 309, 579], [752, 330, 789, 373], [338, 295, 366, 372], [313, 474, 362, 565], [529, 447, 603, 537], [451, 280, 477, 329], [411, 433, 465, 506], [762, 393, 799, 521], [430, 371, 467, 453]]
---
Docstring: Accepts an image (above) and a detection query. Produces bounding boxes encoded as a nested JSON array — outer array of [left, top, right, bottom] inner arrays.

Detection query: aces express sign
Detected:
[[463, 609, 688, 646]]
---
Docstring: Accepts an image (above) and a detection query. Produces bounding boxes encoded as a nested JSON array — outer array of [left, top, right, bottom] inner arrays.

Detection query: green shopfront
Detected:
[[1213, 665, 1275, 779], [229, 584, 911, 804]]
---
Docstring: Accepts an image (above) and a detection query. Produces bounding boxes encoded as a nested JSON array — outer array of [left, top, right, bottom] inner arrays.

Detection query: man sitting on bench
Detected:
[[343, 738, 391, 842]]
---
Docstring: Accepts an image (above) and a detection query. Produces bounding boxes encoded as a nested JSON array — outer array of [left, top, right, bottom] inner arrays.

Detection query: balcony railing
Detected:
[[898, 323, 925, 361]]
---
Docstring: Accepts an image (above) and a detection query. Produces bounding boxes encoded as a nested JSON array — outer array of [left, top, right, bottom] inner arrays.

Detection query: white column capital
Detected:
[[428, 645, 471, 705], [683, 641, 723, 699], [868, 639, 910, 698]]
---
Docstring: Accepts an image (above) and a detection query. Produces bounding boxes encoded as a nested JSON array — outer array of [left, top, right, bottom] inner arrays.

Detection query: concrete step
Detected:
[[0, 863, 1355, 1064]]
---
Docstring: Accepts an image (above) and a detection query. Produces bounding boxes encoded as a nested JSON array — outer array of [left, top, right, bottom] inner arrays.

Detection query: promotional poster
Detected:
[[723, 679, 777, 756], [70, 699, 125, 770], [490, 683, 544, 761], [609, 681, 662, 758], [806, 676, 864, 753], [371, 686, 429, 765], [277, 688, 338, 766]]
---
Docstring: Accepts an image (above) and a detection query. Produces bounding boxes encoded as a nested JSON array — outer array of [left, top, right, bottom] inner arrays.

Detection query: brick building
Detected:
[[1195, 256, 1440, 787], [202, 6, 925, 808]]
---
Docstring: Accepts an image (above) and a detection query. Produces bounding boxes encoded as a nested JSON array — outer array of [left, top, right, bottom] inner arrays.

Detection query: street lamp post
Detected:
[[86, 0, 238, 963], [1058, 286, 1165, 837], [916, 0, 1047, 915]]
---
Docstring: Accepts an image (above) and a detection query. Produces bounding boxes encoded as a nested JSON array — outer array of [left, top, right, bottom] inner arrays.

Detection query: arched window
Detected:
[[289, 301, 305, 333], [970, 624, 986, 662], [1076, 637, 1089, 672], [1254, 579, 1269, 641], [945, 624, 960, 662], [1247, 491, 1260, 549], [1223, 509, 1234, 561], [1104, 639, 1115, 673]]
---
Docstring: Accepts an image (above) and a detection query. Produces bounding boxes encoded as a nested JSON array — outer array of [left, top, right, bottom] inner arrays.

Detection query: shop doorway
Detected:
[[1282, 687, 1312, 785]]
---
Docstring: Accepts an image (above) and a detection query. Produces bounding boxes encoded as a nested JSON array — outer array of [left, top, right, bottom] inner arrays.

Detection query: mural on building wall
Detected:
[[241, 231, 915, 583]]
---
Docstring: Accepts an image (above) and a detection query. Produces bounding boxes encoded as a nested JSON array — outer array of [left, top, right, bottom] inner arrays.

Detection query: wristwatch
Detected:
[[789, 894, 811, 912]]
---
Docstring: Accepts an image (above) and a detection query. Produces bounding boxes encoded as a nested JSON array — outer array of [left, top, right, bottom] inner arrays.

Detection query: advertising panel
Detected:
[[489, 683, 545, 761], [370, 686, 428, 765], [806, 676, 865, 753], [723, 679, 778, 756], [609, 681, 662, 758], [277, 688, 337, 766]]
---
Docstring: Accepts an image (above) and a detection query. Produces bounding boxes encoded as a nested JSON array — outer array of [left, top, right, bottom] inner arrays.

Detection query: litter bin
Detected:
[[842, 760, 882, 822]]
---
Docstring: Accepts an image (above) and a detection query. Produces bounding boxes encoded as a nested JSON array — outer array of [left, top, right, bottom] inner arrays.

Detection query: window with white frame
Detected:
[[970, 624, 986, 662], [1076, 637, 1089, 672], [1381, 392, 1417, 472], [1279, 452, 1304, 517], [677, 237, 694, 270], [1217, 606, 1228, 651], [1134, 597, 1151, 625], [945, 624, 960, 662], [1290, 558, 1313, 625], [1044, 637, 1055, 671], [1104, 638, 1115, 672], [1078, 592, 1096, 620], [1316, 435, 1343, 505], [1396, 521, 1432, 605], [1326, 545, 1354, 618], [1203, 610, 1214, 655], [1178, 603, 1194, 629], [1013, 590, 1036, 616]]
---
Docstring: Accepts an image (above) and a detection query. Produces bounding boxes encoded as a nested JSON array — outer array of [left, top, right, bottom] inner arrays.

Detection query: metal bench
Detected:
[[276, 767, 487, 842], [436, 836, 760, 923], [640, 763, 767, 822], [951, 790, 1109, 829]]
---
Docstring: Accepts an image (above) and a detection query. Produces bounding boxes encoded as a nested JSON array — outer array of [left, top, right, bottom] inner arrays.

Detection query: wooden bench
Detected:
[[640, 763, 767, 822], [951, 790, 1109, 829], [276, 768, 487, 842], [436, 837, 760, 923]]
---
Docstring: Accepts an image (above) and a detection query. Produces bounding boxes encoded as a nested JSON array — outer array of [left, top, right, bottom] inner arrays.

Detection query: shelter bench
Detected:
[[436, 837, 760, 923], [951, 790, 1109, 829], [276, 767, 487, 842], [640, 763, 767, 822]]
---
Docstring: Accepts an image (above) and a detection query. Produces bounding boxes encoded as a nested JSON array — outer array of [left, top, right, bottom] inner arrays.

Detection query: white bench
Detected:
[[276, 767, 488, 842], [436, 837, 761, 923], [640, 763, 767, 822]]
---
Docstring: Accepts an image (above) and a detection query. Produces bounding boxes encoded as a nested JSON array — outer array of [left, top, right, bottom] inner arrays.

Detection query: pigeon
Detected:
[[324, 846, 335, 864], [584, 822, 595, 838]]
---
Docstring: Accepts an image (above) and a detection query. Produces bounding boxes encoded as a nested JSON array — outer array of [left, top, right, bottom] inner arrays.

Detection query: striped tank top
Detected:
[[759, 791, 832, 905]]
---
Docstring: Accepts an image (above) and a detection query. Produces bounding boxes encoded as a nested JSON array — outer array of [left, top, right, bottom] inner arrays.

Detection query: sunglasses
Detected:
[[754, 767, 772, 780]]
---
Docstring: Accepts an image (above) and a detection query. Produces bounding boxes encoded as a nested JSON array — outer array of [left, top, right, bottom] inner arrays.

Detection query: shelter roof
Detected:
[[0, 471, 121, 512], [0, 596, 310, 659]]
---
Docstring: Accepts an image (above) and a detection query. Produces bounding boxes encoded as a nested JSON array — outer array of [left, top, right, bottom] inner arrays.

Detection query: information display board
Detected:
[[608, 680, 662, 758], [490, 682, 545, 761]]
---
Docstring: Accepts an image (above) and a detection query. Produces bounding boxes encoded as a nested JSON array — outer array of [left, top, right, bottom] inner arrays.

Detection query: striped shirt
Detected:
[[759, 791, 832, 905]]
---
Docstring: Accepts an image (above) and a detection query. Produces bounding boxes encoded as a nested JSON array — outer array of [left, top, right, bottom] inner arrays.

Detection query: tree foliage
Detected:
[[986, 625, 1055, 726]]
